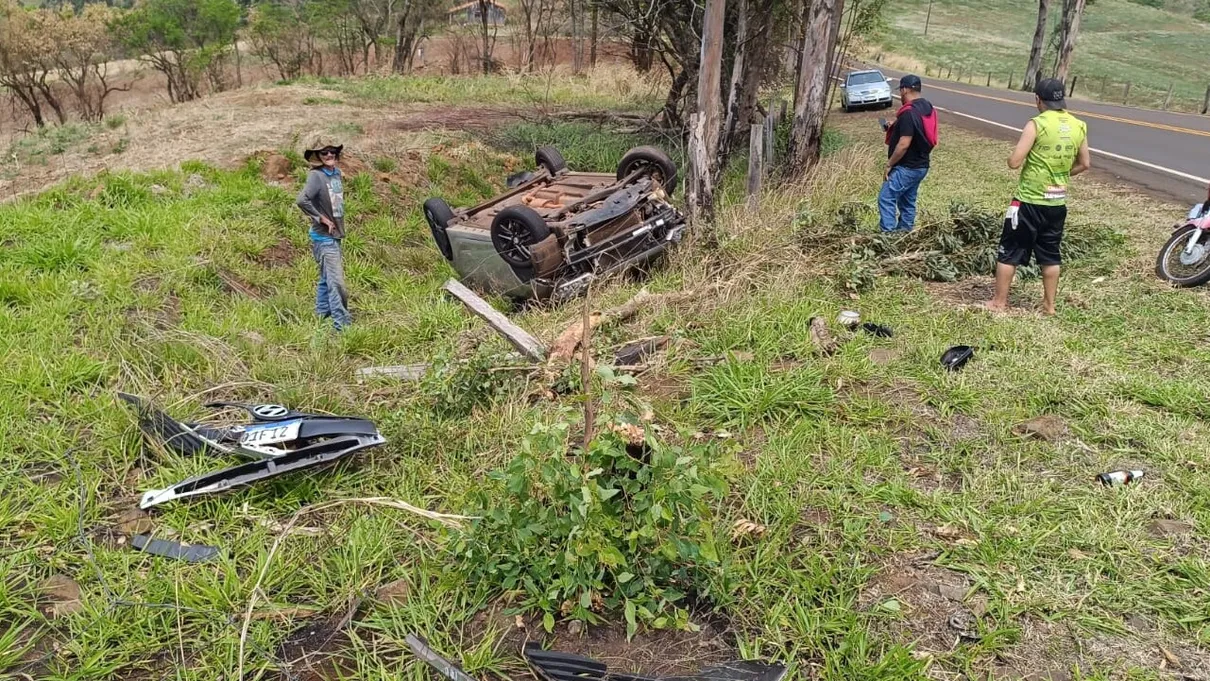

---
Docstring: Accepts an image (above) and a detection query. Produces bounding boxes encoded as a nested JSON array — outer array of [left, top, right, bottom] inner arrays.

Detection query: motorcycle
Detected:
[[1156, 184, 1210, 287]]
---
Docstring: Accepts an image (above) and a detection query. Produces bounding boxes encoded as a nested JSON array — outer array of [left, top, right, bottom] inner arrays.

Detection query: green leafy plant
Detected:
[[455, 414, 729, 638]]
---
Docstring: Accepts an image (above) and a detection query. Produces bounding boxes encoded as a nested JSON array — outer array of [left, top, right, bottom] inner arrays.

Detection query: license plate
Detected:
[[241, 419, 301, 446]]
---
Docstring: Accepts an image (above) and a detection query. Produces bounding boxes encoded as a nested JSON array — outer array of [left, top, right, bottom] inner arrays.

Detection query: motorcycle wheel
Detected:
[[1156, 224, 1210, 287]]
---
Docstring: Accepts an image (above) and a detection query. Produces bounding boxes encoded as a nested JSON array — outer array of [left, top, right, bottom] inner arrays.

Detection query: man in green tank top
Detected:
[[987, 79, 1090, 315]]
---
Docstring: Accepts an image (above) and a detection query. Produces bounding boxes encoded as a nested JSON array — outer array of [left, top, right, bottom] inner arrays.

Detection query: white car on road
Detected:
[[840, 69, 893, 112]]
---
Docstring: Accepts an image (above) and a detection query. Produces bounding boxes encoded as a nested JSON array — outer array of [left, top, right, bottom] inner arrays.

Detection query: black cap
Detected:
[[1034, 78, 1067, 110], [899, 74, 923, 91]]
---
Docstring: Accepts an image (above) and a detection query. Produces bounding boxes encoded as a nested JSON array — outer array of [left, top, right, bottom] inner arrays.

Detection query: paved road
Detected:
[[856, 64, 1210, 205]]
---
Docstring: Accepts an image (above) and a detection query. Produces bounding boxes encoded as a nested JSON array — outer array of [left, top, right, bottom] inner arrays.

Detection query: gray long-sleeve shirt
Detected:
[[296, 167, 346, 240]]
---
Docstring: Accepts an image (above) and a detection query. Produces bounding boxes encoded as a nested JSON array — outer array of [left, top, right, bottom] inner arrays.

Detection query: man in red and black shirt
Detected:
[[879, 74, 938, 232]]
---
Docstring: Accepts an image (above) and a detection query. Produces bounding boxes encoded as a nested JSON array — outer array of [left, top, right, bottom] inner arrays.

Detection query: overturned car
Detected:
[[423, 145, 686, 302]]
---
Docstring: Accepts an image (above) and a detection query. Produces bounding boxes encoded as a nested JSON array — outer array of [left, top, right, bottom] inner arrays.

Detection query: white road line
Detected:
[[878, 90, 1210, 186]]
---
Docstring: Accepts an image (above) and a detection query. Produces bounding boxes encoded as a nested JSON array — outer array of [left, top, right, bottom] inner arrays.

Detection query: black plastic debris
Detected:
[[940, 345, 975, 372], [131, 534, 221, 563], [405, 634, 478, 681], [524, 642, 787, 681], [119, 393, 386, 509], [861, 322, 894, 338]]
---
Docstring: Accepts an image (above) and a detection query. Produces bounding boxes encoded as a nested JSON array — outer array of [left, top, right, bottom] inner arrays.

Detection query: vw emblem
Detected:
[[252, 404, 290, 419]]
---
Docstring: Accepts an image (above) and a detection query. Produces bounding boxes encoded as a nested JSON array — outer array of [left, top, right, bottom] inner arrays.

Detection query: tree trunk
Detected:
[[824, 0, 845, 104], [233, 35, 243, 88], [689, 0, 726, 223], [789, 0, 838, 176], [393, 5, 411, 73], [1054, 0, 1085, 85], [660, 67, 690, 128], [589, 4, 598, 67], [570, 0, 581, 74], [1023, 0, 1050, 91], [723, 0, 748, 152], [478, 0, 492, 74], [722, 0, 775, 164]]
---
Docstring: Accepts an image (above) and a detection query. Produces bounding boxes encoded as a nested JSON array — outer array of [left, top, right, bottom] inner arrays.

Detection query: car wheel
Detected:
[[617, 146, 679, 195], [491, 205, 552, 274], [536, 146, 568, 175], [841, 102, 849, 113], [423, 197, 455, 261]]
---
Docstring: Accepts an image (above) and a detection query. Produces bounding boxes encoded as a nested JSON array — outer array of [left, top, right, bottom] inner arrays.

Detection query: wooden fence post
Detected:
[[747, 117, 764, 211], [925, 66, 931, 77], [1163, 83, 1175, 110], [764, 112, 774, 170], [986, 71, 992, 87], [1123, 81, 1131, 105], [1100, 76, 1108, 98], [1069, 75, 1077, 96], [945, 65, 952, 79], [1008, 70, 1014, 90], [1201, 84, 1210, 115]]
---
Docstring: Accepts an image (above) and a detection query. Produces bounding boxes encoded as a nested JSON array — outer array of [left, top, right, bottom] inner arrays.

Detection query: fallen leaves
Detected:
[[731, 518, 767, 542]]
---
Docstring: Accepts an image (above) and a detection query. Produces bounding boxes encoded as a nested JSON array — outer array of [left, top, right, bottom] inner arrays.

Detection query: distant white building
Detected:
[[448, 0, 507, 26]]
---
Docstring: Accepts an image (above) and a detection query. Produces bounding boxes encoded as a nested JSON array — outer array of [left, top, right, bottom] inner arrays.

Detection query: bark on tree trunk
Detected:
[[478, 0, 493, 74], [788, 0, 838, 176], [689, 0, 727, 223], [1023, 0, 1050, 91], [723, 0, 748, 152], [1054, 0, 1085, 85], [589, 3, 598, 67]]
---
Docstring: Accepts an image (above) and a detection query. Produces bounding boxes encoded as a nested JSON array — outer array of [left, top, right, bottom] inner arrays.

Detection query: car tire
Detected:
[[423, 197, 455, 261], [536, 146, 567, 175], [841, 103, 850, 113], [617, 146, 679, 195], [491, 205, 552, 275]]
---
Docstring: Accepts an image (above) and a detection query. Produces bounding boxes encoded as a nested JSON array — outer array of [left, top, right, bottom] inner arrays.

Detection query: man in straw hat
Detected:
[[296, 134, 351, 330]]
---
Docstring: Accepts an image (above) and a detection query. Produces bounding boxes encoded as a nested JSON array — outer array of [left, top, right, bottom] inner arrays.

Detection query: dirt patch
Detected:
[[925, 276, 1034, 310], [858, 550, 986, 655], [215, 269, 265, 300], [1013, 415, 1069, 442], [255, 238, 298, 269], [638, 372, 688, 402], [276, 611, 358, 681], [868, 348, 901, 366], [257, 153, 293, 183], [466, 602, 736, 678]]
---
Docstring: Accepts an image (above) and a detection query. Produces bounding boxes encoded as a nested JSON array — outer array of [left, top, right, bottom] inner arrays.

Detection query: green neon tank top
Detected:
[[1017, 109, 1087, 206]]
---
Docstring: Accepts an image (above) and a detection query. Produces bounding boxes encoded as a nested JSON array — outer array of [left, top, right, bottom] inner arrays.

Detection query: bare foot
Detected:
[[983, 300, 1009, 313], [1042, 306, 1057, 316]]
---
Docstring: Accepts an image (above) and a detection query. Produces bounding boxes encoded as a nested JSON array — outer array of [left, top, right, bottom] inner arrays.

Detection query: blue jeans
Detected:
[[878, 166, 929, 232], [311, 240, 351, 330]]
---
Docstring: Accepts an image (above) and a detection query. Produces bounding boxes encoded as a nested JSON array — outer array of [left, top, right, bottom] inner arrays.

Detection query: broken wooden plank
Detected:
[[356, 364, 429, 382], [442, 279, 546, 362]]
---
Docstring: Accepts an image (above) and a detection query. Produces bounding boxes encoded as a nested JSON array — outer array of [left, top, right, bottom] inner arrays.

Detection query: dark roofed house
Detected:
[[448, 0, 507, 26]]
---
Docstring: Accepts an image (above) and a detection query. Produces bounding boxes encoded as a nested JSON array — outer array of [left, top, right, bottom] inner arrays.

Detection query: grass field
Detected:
[[1, 70, 1209, 681], [869, 0, 1210, 111]]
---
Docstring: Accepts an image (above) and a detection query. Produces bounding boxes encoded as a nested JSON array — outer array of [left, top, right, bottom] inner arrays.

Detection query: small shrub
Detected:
[[423, 351, 524, 418], [105, 115, 127, 130], [112, 138, 130, 154], [302, 97, 344, 106], [455, 414, 729, 637], [372, 157, 398, 173]]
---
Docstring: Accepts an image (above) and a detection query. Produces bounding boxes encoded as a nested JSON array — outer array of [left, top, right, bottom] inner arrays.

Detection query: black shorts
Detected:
[[998, 200, 1066, 267]]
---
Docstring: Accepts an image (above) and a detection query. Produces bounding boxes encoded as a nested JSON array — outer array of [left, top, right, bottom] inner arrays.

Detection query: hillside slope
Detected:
[[869, 0, 1210, 111]]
